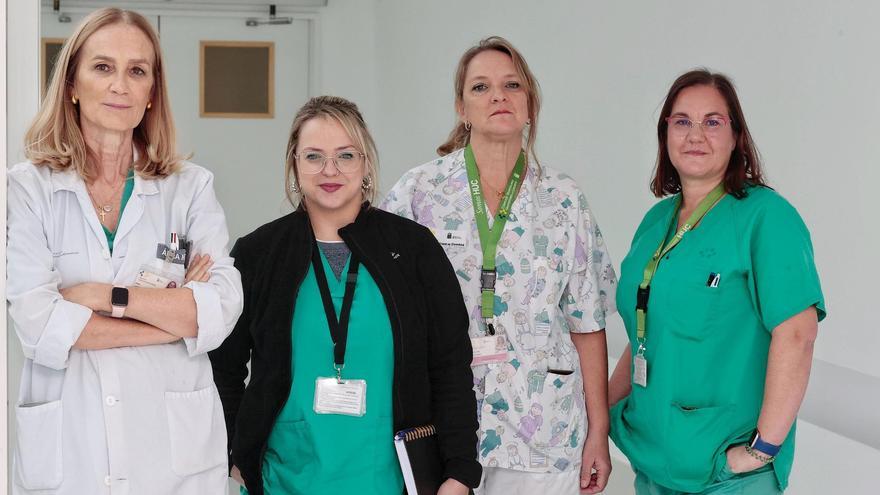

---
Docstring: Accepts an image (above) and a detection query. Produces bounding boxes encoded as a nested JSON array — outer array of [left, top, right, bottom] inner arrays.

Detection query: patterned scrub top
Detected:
[[381, 148, 617, 474]]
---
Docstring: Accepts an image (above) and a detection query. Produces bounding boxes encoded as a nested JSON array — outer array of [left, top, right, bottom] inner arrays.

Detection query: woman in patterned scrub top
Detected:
[[382, 36, 617, 495]]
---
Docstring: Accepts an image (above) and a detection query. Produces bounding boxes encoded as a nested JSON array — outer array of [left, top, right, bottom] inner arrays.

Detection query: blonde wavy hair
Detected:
[[24, 8, 181, 179], [284, 96, 380, 207], [437, 36, 542, 171]]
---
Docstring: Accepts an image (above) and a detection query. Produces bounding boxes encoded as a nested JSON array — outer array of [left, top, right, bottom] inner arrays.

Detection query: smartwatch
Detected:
[[111, 287, 129, 318], [748, 429, 781, 457]]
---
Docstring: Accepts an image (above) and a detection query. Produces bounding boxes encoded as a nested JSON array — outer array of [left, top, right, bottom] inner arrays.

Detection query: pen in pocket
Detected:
[[706, 272, 721, 288]]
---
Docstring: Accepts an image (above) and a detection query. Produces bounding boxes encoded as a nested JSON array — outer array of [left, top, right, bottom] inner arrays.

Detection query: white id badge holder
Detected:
[[314, 377, 367, 416], [135, 259, 183, 288], [633, 345, 648, 388], [471, 333, 509, 366], [134, 237, 187, 288]]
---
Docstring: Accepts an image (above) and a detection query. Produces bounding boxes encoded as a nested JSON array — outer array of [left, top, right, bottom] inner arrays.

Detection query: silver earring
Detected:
[[289, 181, 300, 194], [526, 119, 531, 126], [464, 121, 472, 132], [362, 175, 373, 191]]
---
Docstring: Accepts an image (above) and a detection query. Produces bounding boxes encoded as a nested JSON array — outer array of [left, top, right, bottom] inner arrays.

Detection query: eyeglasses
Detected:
[[296, 150, 365, 174], [665, 115, 732, 136]]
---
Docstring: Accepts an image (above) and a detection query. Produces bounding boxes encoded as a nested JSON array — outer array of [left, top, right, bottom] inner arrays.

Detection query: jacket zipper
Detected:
[[345, 233, 406, 427]]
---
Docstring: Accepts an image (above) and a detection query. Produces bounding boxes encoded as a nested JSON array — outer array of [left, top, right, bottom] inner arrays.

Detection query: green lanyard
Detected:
[[465, 144, 526, 335], [635, 183, 726, 349]]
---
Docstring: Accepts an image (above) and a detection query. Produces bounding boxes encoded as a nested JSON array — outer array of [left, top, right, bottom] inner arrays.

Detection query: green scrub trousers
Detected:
[[634, 464, 779, 494]]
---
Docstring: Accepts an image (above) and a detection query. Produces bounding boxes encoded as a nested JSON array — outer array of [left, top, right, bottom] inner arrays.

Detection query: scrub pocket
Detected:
[[664, 402, 736, 486], [262, 418, 324, 493], [165, 385, 227, 476], [15, 400, 63, 490], [709, 455, 779, 495], [662, 263, 723, 341], [715, 454, 737, 483]]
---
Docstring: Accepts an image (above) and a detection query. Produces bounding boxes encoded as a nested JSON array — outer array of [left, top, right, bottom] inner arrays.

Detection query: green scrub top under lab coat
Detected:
[[610, 186, 825, 493], [244, 250, 404, 495], [101, 168, 134, 253]]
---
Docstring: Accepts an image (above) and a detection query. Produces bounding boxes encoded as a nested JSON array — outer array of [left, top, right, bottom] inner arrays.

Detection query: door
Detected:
[[160, 15, 311, 240]]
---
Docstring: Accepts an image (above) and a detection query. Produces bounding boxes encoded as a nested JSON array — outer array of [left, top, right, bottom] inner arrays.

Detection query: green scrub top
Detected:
[[102, 168, 135, 253], [610, 186, 825, 493], [247, 249, 404, 495]]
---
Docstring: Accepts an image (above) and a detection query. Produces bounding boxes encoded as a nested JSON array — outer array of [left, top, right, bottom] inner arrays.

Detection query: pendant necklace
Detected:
[[87, 173, 128, 224]]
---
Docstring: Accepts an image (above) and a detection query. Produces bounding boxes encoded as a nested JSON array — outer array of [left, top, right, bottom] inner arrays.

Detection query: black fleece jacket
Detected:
[[209, 204, 480, 494]]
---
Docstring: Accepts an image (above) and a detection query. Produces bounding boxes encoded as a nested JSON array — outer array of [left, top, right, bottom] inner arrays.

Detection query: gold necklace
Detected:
[[87, 174, 129, 224], [481, 180, 505, 200]]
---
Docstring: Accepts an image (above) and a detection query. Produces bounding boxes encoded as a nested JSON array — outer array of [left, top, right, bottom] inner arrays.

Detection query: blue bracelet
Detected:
[[749, 430, 781, 457]]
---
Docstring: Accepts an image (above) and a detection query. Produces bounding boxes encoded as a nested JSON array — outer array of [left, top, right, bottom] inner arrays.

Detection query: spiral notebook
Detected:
[[394, 425, 443, 495]]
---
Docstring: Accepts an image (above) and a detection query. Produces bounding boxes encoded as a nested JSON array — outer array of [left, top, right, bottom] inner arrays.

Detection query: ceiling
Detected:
[[43, 0, 329, 9]]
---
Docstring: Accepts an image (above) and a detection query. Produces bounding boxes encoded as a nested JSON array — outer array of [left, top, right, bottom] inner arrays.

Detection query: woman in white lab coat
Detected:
[[6, 8, 243, 494]]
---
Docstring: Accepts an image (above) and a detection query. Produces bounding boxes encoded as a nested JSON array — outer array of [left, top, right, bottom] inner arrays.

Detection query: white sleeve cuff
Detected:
[[182, 280, 232, 356], [33, 299, 92, 370]]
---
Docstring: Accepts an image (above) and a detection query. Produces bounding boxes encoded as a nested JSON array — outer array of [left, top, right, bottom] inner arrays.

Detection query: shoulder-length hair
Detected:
[[652, 68, 765, 198], [437, 36, 541, 170], [284, 96, 380, 207], [24, 8, 181, 179]]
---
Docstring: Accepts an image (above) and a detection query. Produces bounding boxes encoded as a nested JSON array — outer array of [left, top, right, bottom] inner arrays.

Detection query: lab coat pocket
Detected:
[[15, 400, 63, 490], [165, 385, 227, 476], [664, 402, 736, 487]]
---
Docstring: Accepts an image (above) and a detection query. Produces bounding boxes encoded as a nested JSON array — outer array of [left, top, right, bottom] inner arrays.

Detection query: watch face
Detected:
[[748, 430, 758, 447], [111, 287, 129, 306]]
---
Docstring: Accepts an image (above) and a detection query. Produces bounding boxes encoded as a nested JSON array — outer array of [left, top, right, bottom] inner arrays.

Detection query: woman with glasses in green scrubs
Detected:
[[608, 69, 825, 495], [210, 96, 480, 495]]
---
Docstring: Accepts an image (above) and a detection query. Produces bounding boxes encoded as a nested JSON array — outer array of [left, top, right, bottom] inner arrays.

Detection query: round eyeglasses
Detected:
[[296, 150, 365, 174], [665, 115, 732, 136]]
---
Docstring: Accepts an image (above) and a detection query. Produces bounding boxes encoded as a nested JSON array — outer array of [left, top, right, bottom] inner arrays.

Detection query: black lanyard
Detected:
[[310, 242, 360, 377]]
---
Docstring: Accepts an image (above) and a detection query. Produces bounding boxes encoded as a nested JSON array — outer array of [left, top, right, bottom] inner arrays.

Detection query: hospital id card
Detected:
[[313, 377, 367, 416], [470, 335, 509, 366], [134, 267, 178, 288], [134, 258, 184, 289], [633, 354, 648, 388]]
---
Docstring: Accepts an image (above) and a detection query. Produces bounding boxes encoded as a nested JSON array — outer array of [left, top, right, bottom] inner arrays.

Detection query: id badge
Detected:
[[314, 377, 367, 416], [633, 354, 648, 388], [134, 259, 184, 288], [471, 334, 509, 366], [432, 229, 467, 248]]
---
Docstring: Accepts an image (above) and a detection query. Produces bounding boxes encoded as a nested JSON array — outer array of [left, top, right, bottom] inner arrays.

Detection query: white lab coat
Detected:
[[6, 161, 244, 494]]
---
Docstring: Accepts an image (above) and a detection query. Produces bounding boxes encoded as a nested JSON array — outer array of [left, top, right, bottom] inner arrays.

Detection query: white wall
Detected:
[[1, 0, 9, 488], [319, 0, 378, 132], [6, 0, 41, 490]]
